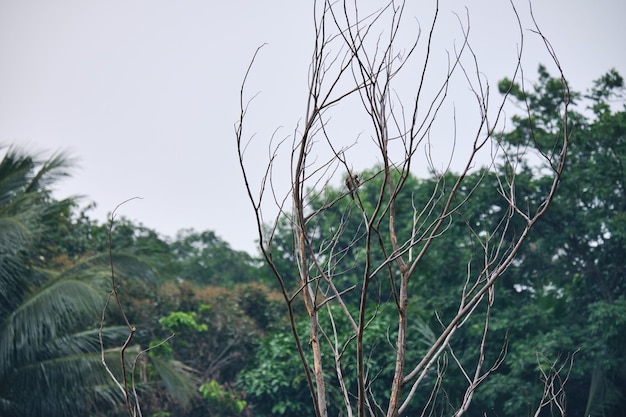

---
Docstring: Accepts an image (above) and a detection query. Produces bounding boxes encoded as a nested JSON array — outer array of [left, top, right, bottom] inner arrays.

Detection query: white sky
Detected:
[[1, 0, 624, 254]]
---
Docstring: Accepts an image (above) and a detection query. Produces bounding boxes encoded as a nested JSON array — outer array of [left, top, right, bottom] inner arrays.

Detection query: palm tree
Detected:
[[0, 146, 124, 416]]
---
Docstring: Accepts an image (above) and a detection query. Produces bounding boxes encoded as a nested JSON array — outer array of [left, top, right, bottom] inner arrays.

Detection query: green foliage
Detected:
[[146, 281, 282, 417], [170, 229, 264, 287], [159, 311, 209, 333], [588, 68, 624, 106], [239, 303, 435, 416], [149, 338, 174, 360], [199, 380, 247, 416], [498, 64, 579, 145], [237, 326, 311, 416]]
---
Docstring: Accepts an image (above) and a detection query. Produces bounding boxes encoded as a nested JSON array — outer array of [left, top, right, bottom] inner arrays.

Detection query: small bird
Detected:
[[345, 174, 360, 199]]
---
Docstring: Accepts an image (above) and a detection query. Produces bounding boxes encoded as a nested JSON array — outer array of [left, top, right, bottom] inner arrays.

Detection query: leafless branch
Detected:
[[236, 1, 571, 416]]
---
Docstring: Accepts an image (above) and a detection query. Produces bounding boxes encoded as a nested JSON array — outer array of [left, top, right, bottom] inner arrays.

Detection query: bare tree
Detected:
[[236, 1, 571, 416]]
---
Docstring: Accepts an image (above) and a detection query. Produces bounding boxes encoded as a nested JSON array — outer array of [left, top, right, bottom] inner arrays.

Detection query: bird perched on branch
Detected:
[[345, 174, 360, 200]]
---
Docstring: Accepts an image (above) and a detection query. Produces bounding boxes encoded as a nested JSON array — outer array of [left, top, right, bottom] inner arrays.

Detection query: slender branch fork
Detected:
[[236, 1, 570, 416], [99, 198, 175, 417]]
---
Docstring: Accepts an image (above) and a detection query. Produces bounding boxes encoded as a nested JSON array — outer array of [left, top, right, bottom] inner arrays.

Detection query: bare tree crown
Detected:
[[236, 1, 571, 416]]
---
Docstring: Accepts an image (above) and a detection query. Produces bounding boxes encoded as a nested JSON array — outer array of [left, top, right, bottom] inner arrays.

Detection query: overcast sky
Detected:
[[1, 0, 624, 254]]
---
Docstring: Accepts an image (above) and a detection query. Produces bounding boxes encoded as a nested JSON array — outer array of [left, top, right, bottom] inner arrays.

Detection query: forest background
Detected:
[[0, 63, 625, 416]]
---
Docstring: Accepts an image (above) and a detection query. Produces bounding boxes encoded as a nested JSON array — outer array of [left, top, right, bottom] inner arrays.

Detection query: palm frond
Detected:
[[44, 326, 130, 357], [24, 149, 76, 194], [0, 217, 32, 317], [0, 396, 20, 417], [0, 216, 32, 250], [6, 351, 119, 417], [0, 276, 107, 375], [0, 147, 35, 207], [149, 355, 200, 408]]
